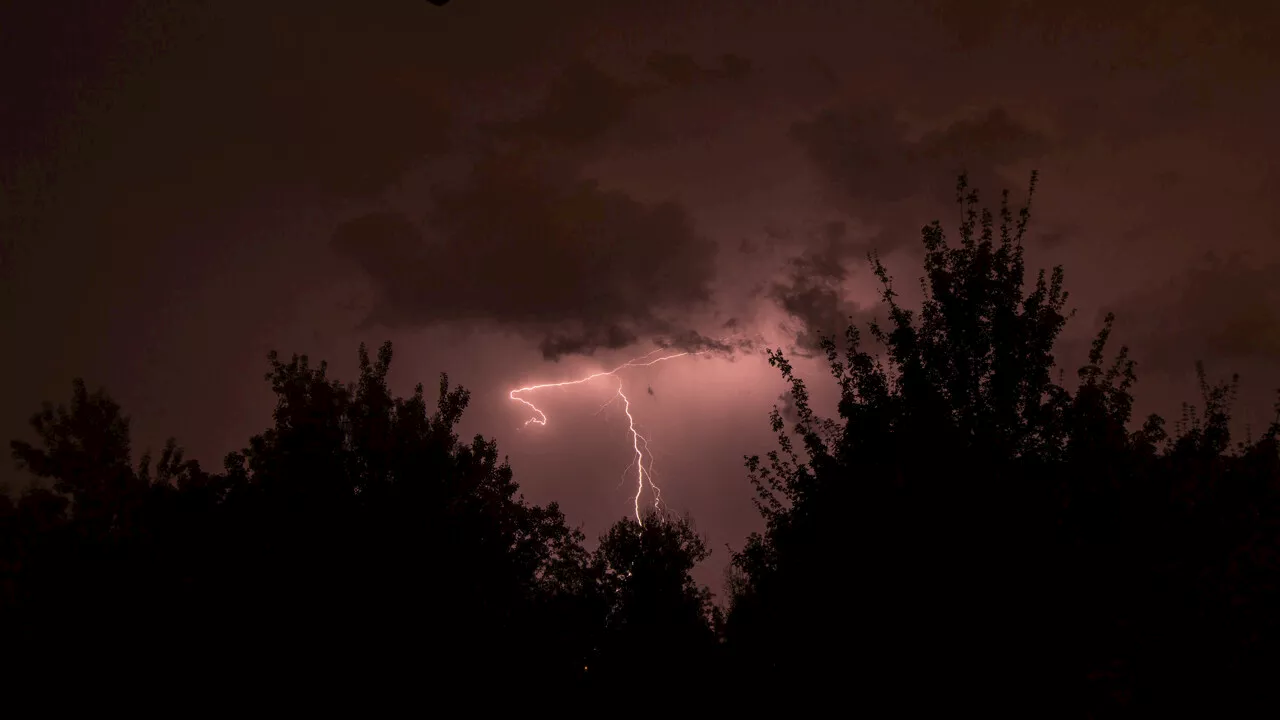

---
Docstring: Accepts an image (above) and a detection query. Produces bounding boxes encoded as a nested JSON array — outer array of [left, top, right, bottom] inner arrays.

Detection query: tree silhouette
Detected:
[[728, 175, 1280, 712], [3, 342, 602, 687], [586, 512, 716, 689], [11, 379, 150, 535]]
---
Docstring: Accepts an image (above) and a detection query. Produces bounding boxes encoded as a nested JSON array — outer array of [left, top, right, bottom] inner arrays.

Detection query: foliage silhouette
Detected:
[[726, 174, 1280, 712], [2, 343, 623, 686], [586, 512, 718, 689]]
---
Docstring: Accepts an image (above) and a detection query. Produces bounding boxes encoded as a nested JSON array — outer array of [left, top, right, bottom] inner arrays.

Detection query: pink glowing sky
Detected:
[[3, 1, 1279, 587]]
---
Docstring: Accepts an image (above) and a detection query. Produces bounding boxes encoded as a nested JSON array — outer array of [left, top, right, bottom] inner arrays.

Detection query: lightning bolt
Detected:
[[508, 348, 697, 525], [615, 379, 657, 523]]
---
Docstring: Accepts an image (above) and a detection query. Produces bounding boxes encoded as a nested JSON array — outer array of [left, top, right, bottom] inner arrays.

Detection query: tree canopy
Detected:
[[726, 176, 1280, 711]]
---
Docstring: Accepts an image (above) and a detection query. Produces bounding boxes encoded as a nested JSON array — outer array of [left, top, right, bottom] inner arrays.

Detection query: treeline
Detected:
[[3, 177, 1279, 709], [2, 347, 717, 691]]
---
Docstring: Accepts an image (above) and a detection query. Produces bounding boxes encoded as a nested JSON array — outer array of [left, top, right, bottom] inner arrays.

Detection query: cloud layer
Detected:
[[769, 105, 1052, 351], [331, 56, 764, 359], [333, 147, 718, 359], [1106, 253, 1280, 376]]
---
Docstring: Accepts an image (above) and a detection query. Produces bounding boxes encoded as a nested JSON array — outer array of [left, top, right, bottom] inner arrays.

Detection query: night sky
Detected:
[[4, 1, 1278, 585]]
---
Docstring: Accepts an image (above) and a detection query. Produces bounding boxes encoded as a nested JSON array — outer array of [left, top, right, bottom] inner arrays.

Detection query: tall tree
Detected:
[[727, 175, 1280, 712]]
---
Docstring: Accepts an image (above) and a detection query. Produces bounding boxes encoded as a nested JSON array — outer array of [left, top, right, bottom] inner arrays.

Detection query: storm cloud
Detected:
[[333, 147, 718, 360], [791, 105, 1050, 234], [329, 56, 765, 359], [771, 105, 1051, 351], [1105, 253, 1280, 376], [767, 220, 878, 354]]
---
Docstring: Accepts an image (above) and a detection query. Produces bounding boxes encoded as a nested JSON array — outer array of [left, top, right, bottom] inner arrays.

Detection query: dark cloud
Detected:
[[918, 107, 1050, 166], [804, 55, 840, 88], [719, 54, 753, 80], [777, 389, 802, 425], [240, 65, 454, 197], [330, 55, 773, 360], [1035, 227, 1074, 249], [538, 325, 639, 360], [771, 275, 869, 357], [645, 52, 706, 86], [645, 52, 753, 85], [927, 0, 1280, 70], [333, 146, 717, 360], [483, 54, 753, 156], [765, 219, 878, 355], [1105, 253, 1280, 376], [74, 4, 458, 199], [792, 105, 1050, 216], [790, 108, 920, 205], [653, 329, 759, 358], [775, 104, 1050, 350], [489, 60, 641, 149]]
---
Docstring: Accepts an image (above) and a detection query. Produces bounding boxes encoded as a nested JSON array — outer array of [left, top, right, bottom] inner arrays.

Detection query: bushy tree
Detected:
[[11, 379, 149, 533], [2, 342, 598, 686], [587, 512, 716, 688], [728, 175, 1280, 712]]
